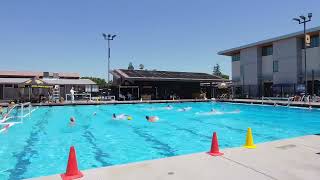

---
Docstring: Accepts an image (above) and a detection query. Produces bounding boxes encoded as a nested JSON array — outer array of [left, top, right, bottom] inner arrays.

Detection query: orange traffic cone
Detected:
[[208, 132, 224, 156], [61, 146, 84, 180]]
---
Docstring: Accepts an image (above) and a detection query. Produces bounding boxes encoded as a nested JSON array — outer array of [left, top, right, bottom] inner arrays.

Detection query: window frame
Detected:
[[232, 53, 240, 62], [273, 61, 279, 72], [4, 84, 14, 88], [262, 45, 273, 56]]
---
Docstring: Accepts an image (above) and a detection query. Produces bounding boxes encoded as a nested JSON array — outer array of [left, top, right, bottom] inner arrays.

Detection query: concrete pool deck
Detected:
[[219, 98, 320, 108], [2, 98, 320, 109], [0, 99, 211, 107], [28, 135, 320, 180]]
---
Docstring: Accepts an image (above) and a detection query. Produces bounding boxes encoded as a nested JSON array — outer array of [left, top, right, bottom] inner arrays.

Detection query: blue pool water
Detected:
[[1, 102, 320, 179]]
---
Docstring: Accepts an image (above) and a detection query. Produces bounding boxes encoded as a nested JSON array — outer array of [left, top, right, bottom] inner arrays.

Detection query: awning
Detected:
[[20, 77, 53, 88]]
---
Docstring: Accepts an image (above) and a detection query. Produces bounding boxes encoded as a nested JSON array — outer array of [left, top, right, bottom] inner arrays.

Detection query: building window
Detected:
[[302, 35, 319, 49], [262, 45, 273, 56], [232, 53, 240, 62], [273, 61, 279, 72], [4, 84, 14, 88], [310, 35, 319, 48]]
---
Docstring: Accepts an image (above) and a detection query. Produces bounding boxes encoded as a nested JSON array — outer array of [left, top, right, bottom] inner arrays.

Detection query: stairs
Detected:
[[52, 85, 60, 101]]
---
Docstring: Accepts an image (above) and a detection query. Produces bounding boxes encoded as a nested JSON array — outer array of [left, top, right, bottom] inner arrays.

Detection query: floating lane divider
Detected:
[[61, 146, 84, 180], [244, 128, 256, 149], [207, 132, 224, 156]]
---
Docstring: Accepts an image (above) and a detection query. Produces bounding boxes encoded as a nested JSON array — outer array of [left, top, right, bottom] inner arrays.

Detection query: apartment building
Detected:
[[218, 26, 320, 98]]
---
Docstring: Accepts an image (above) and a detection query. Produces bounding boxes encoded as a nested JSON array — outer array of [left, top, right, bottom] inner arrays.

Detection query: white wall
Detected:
[[261, 55, 273, 80], [301, 46, 320, 79], [240, 47, 259, 85], [232, 61, 240, 83], [273, 38, 299, 84]]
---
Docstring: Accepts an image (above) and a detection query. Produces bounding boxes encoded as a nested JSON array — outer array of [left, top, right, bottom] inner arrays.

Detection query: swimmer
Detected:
[[166, 105, 173, 110], [93, 112, 97, 116], [146, 116, 159, 122], [309, 106, 312, 110], [224, 109, 241, 114], [0, 106, 3, 115], [196, 109, 223, 115], [70, 117, 76, 126], [177, 107, 192, 112], [112, 113, 130, 120], [210, 108, 217, 113]]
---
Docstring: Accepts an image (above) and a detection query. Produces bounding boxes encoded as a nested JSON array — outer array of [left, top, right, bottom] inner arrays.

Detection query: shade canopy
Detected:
[[20, 77, 53, 88]]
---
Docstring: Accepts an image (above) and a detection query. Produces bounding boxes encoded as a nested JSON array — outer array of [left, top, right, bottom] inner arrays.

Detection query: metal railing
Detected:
[[65, 93, 92, 102], [261, 97, 277, 106]]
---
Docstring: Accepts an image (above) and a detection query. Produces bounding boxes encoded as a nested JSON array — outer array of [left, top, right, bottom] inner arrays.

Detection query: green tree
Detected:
[[139, 64, 144, 70], [213, 63, 229, 80], [221, 74, 229, 80], [213, 64, 222, 76], [81, 77, 107, 87], [128, 62, 134, 70]]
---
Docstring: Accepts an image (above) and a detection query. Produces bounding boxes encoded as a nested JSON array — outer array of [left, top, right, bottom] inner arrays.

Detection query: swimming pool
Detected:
[[1, 102, 320, 180]]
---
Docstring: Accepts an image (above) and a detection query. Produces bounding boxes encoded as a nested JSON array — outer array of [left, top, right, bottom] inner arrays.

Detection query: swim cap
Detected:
[[127, 116, 132, 120]]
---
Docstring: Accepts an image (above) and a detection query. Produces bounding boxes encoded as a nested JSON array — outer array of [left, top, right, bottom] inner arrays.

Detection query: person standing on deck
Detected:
[[70, 87, 76, 103]]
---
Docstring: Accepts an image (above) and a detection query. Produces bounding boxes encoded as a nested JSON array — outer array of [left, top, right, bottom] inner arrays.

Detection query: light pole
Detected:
[[293, 13, 312, 95], [102, 33, 117, 86]]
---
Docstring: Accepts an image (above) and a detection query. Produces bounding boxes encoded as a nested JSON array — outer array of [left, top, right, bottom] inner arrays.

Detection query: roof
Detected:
[[218, 26, 320, 56], [0, 78, 96, 85], [0, 78, 30, 84], [0, 70, 80, 78], [112, 69, 227, 82], [43, 79, 96, 85]]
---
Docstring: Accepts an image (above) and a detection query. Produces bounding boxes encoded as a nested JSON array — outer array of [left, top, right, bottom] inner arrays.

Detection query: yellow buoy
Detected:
[[244, 128, 256, 149]]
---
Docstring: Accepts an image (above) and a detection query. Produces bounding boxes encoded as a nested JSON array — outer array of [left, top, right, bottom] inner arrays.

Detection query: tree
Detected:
[[221, 74, 229, 80], [213, 63, 229, 80], [213, 64, 222, 76], [128, 62, 134, 70], [139, 64, 144, 70], [81, 77, 107, 87]]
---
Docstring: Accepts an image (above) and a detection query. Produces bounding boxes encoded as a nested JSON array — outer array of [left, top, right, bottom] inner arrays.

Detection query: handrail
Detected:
[[66, 93, 92, 102], [287, 97, 294, 106], [262, 97, 277, 105]]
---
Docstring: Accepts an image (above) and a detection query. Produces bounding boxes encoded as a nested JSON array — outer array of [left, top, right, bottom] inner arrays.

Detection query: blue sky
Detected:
[[0, 0, 320, 79]]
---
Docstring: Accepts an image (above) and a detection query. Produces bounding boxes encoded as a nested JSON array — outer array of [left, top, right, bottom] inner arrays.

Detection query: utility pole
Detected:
[[293, 13, 312, 95], [102, 33, 117, 87]]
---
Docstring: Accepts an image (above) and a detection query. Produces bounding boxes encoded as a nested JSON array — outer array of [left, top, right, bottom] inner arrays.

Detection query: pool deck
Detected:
[[27, 135, 320, 180], [219, 98, 320, 108], [0, 99, 211, 107], [2, 98, 320, 108]]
